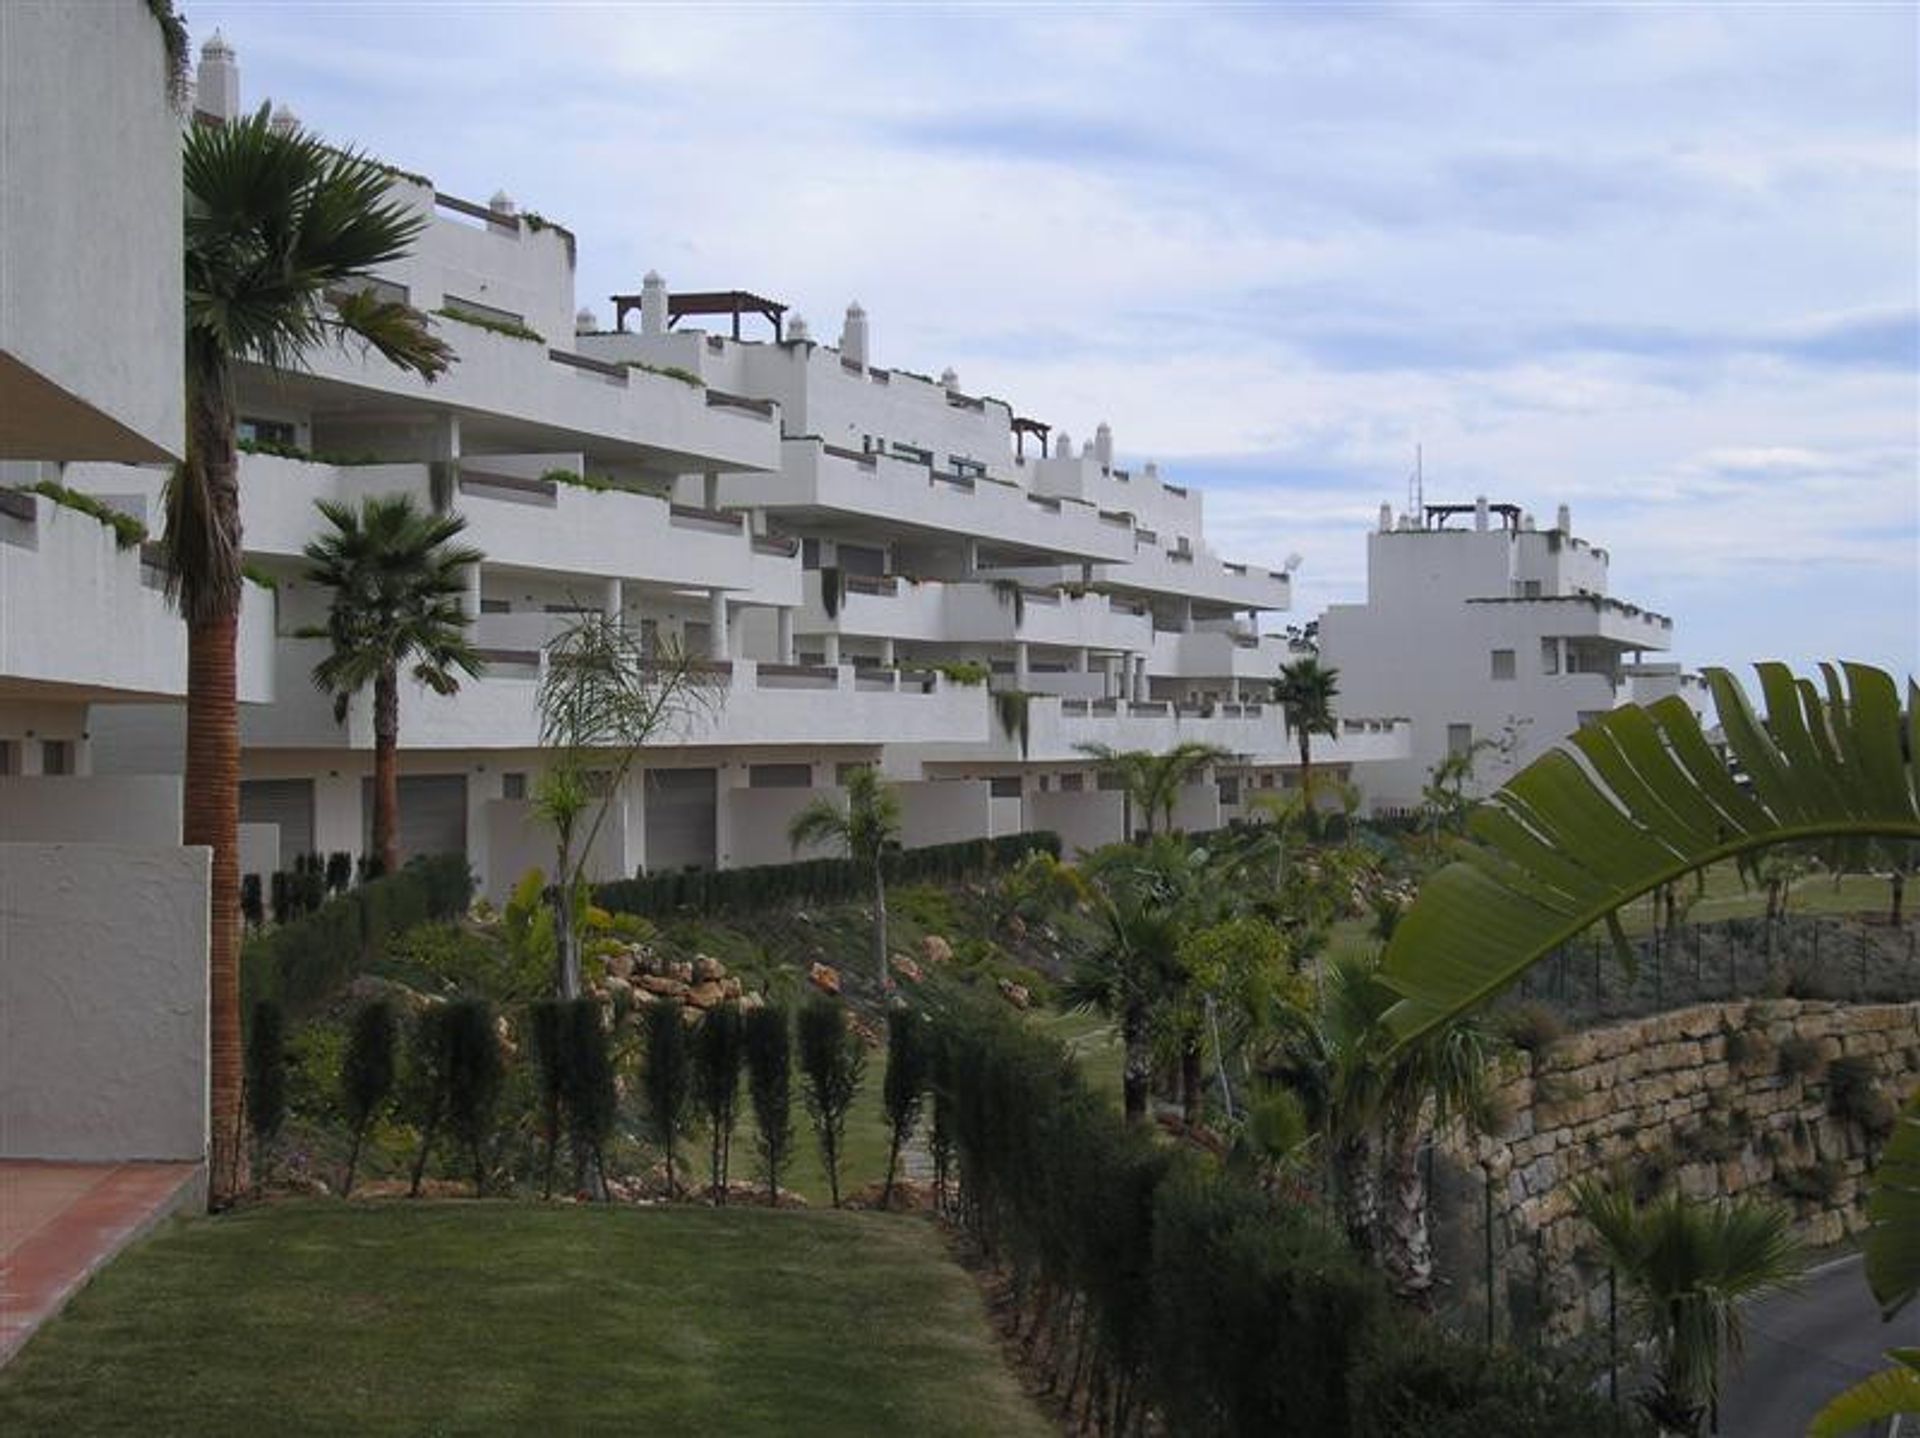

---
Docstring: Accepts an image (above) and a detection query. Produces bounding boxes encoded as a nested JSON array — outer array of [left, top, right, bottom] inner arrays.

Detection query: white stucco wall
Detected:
[[0, 775, 181, 845], [1028, 789, 1126, 857], [0, 0, 182, 461], [1, 843, 209, 1161]]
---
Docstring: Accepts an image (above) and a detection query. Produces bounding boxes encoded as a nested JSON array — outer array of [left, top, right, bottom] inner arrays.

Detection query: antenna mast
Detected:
[[1408, 444, 1424, 527]]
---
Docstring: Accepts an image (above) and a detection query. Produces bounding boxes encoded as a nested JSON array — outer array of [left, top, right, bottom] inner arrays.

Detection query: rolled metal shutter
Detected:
[[644, 767, 716, 872], [240, 778, 316, 862], [361, 773, 468, 863]]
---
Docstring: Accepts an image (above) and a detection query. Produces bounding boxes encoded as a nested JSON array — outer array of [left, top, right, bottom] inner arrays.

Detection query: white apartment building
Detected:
[[71, 35, 1409, 901], [1, 1, 257, 1170], [1318, 497, 1698, 811]]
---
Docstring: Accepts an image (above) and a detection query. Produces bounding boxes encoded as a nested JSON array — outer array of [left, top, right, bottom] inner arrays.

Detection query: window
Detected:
[[238, 416, 296, 447], [442, 294, 526, 330], [480, 598, 511, 615], [41, 739, 73, 775], [834, 762, 869, 785], [1541, 638, 1560, 675], [801, 537, 821, 570], [502, 772, 527, 800], [1059, 772, 1085, 794], [989, 776, 1023, 798], [749, 763, 812, 789], [0, 739, 13, 775], [1524, 579, 1543, 598], [1447, 724, 1474, 758], [1217, 776, 1242, 805], [1491, 649, 1516, 681]]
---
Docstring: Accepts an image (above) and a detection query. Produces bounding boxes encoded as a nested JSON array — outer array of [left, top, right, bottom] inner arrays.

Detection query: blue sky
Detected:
[[192, 2, 1917, 678]]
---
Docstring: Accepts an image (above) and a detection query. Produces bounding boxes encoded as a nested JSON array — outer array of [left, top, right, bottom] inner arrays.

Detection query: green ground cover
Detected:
[[0, 1203, 1047, 1437]]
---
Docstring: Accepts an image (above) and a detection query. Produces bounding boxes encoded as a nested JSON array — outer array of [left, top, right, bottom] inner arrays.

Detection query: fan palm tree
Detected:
[[1075, 740, 1231, 839], [1266, 952, 1498, 1285], [1573, 1182, 1804, 1435], [788, 767, 902, 986], [168, 105, 452, 1203], [1064, 868, 1185, 1124], [1273, 657, 1340, 827], [300, 494, 483, 876]]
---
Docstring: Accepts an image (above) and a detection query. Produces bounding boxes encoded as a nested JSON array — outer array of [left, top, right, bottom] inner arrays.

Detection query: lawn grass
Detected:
[[0, 1202, 1048, 1437]]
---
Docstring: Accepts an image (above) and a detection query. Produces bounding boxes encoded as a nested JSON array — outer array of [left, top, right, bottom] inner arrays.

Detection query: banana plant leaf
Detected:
[[1381, 662, 1919, 1045], [1807, 1347, 1920, 1437], [1868, 1092, 1920, 1319]]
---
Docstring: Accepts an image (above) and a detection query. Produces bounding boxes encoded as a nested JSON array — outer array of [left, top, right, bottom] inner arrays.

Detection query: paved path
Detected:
[[1719, 1253, 1917, 1437]]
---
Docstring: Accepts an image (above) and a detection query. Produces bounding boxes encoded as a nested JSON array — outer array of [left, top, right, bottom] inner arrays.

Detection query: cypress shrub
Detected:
[[245, 1000, 287, 1192], [881, 1008, 930, 1207], [694, 1002, 745, 1201], [565, 998, 618, 1200], [325, 850, 353, 896], [528, 999, 572, 1200], [442, 998, 505, 1198], [744, 1002, 794, 1204], [406, 1004, 454, 1197], [270, 870, 293, 928], [339, 996, 398, 1198], [241, 873, 265, 932], [642, 1000, 692, 1197], [798, 995, 866, 1208]]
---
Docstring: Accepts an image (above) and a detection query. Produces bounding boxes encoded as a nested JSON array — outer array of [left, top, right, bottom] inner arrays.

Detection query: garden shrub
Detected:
[[406, 1004, 454, 1197], [798, 995, 866, 1207], [1777, 1034, 1825, 1080], [881, 1008, 929, 1205], [1351, 1326, 1639, 1437], [245, 1000, 288, 1187], [694, 1002, 745, 1200], [642, 1000, 692, 1196], [242, 854, 474, 1018], [442, 998, 505, 1197], [1826, 1054, 1897, 1137], [564, 998, 617, 1198], [744, 1002, 794, 1203], [529, 1000, 572, 1199], [340, 997, 398, 1198], [1494, 1000, 1565, 1058]]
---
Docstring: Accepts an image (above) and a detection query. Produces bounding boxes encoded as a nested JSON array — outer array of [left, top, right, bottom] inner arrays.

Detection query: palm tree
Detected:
[[300, 494, 483, 877], [1065, 871, 1184, 1124], [1075, 740, 1231, 840], [168, 105, 452, 1203], [1574, 1182, 1804, 1434], [1381, 662, 1919, 1047], [788, 767, 902, 986], [1273, 657, 1339, 829]]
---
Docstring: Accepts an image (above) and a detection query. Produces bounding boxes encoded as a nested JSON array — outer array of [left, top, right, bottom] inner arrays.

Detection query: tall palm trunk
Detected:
[[372, 664, 400, 876], [1379, 1128, 1435, 1307], [1121, 1002, 1151, 1124], [1333, 1131, 1379, 1258], [1298, 729, 1315, 837], [184, 380, 245, 1207], [873, 854, 890, 987]]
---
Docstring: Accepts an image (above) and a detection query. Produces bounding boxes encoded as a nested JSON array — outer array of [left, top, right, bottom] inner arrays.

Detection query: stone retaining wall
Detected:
[[1449, 998, 1920, 1339]]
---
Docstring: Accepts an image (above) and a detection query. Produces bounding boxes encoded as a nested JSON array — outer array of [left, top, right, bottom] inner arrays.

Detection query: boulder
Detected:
[[809, 961, 841, 996], [604, 951, 636, 981], [693, 954, 725, 983], [686, 980, 726, 1010], [921, 934, 953, 966], [670, 960, 695, 985], [720, 976, 743, 1000], [637, 973, 689, 1000], [893, 956, 926, 985], [996, 977, 1031, 1010]]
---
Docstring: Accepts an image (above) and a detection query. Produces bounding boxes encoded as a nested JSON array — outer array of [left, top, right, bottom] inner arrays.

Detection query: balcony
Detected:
[[719, 439, 1138, 565], [1465, 593, 1673, 651], [797, 573, 1154, 653], [0, 489, 273, 706], [1148, 628, 1292, 681], [1000, 694, 1412, 768]]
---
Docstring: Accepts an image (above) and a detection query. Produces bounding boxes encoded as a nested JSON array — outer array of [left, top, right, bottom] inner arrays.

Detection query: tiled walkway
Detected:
[[0, 1161, 202, 1365]]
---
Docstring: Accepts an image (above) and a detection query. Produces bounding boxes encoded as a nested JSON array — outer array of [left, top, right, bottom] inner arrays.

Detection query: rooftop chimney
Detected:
[[1474, 495, 1490, 532], [1094, 422, 1114, 470], [1053, 431, 1071, 458], [196, 31, 240, 122], [1379, 502, 1393, 533], [1556, 503, 1571, 534], [638, 271, 668, 335], [787, 313, 810, 343], [489, 190, 517, 217], [575, 307, 597, 336], [840, 302, 869, 368], [269, 103, 298, 136], [940, 367, 959, 392]]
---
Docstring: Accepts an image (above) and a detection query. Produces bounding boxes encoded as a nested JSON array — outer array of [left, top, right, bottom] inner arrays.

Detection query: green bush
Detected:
[[1826, 1054, 1897, 1137], [1351, 1328, 1639, 1437], [528, 1000, 572, 1199], [242, 855, 473, 1018], [694, 1002, 745, 1200], [642, 1000, 693, 1196], [442, 998, 506, 1197], [1777, 1034, 1826, 1080], [596, 832, 1061, 921], [245, 1001, 288, 1185], [881, 1009, 930, 1205], [340, 998, 398, 1197], [798, 995, 866, 1207], [744, 1003, 794, 1203]]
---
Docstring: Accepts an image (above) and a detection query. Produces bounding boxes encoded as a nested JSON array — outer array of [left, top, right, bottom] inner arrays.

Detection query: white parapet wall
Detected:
[[1, 843, 209, 1162], [0, 775, 182, 845]]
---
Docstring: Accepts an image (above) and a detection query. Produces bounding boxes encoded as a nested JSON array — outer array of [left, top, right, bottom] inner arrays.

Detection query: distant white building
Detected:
[[68, 34, 1410, 901], [1318, 497, 1700, 811]]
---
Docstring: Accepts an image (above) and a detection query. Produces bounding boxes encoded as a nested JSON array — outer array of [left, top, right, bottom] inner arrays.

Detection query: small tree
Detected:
[[798, 995, 867, 1207], [244, 1000, 287, 1194], [643, 999, 693, 1197], [744, 1002, 794, 1204], [535, 615, 724, 997], [339, 997, 397, 1198], [787, 767, 902, 987], [442, 998, 505, 1198], [695, 1002, 746, 1201], [1075, 741, 1230, 840], [1273, 657, 1339, 831], [406, 1004, 453, 1197], [881, 1009, 930, 1208], [564, 998, 617, 1201]]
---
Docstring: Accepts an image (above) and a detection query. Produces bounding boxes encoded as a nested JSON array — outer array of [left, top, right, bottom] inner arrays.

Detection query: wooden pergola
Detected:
[[612, 288, 788, 341], [1011, 416, 1050, 461], [1426, 501, 1523, 531]]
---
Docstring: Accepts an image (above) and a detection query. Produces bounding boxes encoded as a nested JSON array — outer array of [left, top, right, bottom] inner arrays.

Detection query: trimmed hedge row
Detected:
[[240, 854, 474, 1019], [596, 831, 1061, 920], [926, 991, 1636, 1437]]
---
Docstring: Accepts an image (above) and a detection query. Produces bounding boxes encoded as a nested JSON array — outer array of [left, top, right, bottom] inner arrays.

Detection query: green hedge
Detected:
[[241, 855, 473, 1019], [596, 831, 1061, 920], [926, 992, 1637, 1437]]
